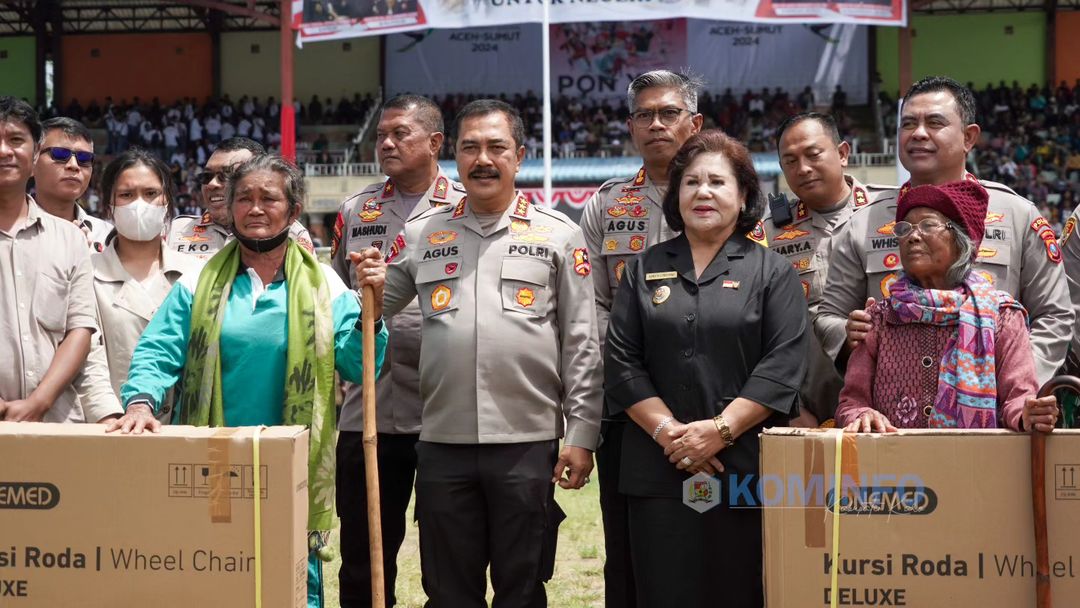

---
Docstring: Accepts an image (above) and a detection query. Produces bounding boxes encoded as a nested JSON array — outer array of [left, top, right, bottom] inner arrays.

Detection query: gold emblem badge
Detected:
[[427, 230, 458, 245], [605, 239, 618, 251], [607, 206, 628, 217], [358, 209, 383, 223], [516, 287, 536, 308], [652, 285, 670, 305], [431, 284, 452, 312]]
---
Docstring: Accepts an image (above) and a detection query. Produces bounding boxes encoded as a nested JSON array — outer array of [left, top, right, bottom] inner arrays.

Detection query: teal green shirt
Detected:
[[121, 263, 387, 425]]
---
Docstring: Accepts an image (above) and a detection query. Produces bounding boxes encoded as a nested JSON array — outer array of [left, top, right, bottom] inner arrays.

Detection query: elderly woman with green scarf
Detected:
[[110, 154, 388, 607]]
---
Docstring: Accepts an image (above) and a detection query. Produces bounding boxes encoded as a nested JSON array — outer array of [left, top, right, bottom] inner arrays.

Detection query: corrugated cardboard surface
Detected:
[[762, 428, 1080, 606], [0, 423, 308, 607]]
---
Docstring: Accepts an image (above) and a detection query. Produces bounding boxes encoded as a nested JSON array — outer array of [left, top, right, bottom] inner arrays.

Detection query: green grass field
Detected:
[[322, 481, 605, 607]]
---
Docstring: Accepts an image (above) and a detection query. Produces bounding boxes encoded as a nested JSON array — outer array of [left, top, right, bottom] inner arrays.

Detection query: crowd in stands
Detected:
[[429, 85, 857, 159], [34, 93, 377, 215], [878, 79, 1080, 233], [970, 80, 1080, 233]]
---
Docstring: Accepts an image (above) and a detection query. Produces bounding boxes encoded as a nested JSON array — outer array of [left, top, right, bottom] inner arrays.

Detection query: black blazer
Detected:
[[604, 233, 809, 498]]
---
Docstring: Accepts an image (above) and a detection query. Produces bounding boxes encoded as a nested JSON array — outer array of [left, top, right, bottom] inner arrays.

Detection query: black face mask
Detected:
[[233, 224, 291, 253]]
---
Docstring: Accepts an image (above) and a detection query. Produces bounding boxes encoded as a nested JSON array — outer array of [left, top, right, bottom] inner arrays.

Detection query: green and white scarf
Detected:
[[180, 239, 337, 531]]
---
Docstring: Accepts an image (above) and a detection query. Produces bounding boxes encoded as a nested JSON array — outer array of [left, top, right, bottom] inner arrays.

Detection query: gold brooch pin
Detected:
[[652, 285, 671, 305]]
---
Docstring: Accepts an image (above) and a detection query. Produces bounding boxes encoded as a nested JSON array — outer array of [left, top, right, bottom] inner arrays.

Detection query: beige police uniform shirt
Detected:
[[0, 197, 99, 422], [75, 241, 204, 423], [819, 178, 1073, 385], [581, 167, 677, 349], [331, 173, 465, 434], [752, 175, 868, 421], [165, 211, 313, 259], [383, 193, 603, 449]]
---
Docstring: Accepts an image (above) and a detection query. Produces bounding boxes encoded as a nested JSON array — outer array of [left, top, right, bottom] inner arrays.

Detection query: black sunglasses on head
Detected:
[[43, 146, 95, 167]]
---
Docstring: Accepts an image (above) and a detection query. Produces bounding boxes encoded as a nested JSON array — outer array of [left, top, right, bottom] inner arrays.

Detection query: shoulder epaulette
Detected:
[[341, 182, 384, 207], [597, 174, 633, 193], [534, 205, 577, 228], [978, 179, 1023, 198], [408, 203, 453, 224]]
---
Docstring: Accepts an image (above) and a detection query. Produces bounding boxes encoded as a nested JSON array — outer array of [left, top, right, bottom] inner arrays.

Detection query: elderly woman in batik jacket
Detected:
[[836, 180, 1058, 433]]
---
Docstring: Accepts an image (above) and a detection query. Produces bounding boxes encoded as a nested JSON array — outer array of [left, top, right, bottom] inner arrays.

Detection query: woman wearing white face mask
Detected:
[[78, 148, 203, 424]]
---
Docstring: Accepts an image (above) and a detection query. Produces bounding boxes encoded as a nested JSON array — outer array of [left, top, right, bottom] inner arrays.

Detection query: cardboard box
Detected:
[[0, 423, 308, 607], [762, 428, 1080, 606]]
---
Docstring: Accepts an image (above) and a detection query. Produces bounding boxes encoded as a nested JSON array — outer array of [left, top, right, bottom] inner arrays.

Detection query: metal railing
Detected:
[[304, 162, 383, 177], [848, 152, 897, 167]]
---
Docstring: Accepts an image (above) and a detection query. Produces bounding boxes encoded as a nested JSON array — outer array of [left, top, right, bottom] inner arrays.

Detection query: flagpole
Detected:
[[541, 0, 553, 207]]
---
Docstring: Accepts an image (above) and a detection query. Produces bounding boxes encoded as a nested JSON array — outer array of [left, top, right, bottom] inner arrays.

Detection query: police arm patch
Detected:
[[331, 212, 344, 258], [572, 247, 591, 277]]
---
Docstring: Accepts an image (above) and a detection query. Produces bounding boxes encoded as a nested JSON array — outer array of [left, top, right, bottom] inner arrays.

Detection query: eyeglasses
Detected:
[[893, 219, 954, 239], [43, 147, 95, 167], [630, 107, 690, 128]]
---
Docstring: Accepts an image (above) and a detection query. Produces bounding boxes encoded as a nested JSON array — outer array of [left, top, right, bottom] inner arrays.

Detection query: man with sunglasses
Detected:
[[579, 69, 703, 608], [820, 76, 1072, 387], [166, 136, 312, 259], [33, 117, 112, 253], [0, 97, 99, 423]]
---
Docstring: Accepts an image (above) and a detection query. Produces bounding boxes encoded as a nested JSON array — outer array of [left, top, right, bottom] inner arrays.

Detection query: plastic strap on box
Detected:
[[253, 426, 264, 608], [829, 429, 843, 608]]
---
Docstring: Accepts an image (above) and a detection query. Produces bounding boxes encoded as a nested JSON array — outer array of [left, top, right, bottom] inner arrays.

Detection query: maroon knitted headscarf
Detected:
[[896, 180, 989, 252]]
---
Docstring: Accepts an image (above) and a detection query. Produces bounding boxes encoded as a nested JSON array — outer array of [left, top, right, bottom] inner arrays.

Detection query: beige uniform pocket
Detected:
[[416, 258, 461, 318], [35, 273, 69, 334], [501, 257, 552, 317]]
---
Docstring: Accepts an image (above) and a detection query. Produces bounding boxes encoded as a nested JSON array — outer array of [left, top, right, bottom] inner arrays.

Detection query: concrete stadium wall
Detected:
[[0, 37, 37, 104], [876, 13, 1046, 98], [60, 33, 213, 106], [220, 32, 380, 103], [1057, 12, 1080, 87]]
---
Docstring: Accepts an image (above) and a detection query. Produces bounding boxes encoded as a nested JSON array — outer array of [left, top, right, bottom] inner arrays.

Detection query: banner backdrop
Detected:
[[551, 20, 686, 101], [383, 20, 867, 104], [296, 0, 904, 45], [385, 25, 543, 96], [687, 20, 869, 104]]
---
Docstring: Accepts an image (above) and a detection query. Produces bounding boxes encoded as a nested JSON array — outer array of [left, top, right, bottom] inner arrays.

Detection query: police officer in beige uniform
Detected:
[[579, 69, 701, 608], [821, 76, 1072, 385], [753, 112, 873, 426], [355, 99, 601, 607], [329, 95, 464, 608], [166, 137, 312, 259]]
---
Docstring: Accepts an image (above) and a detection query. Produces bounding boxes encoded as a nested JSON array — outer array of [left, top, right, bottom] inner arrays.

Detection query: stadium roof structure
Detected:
[[0, 1, 282, 36]]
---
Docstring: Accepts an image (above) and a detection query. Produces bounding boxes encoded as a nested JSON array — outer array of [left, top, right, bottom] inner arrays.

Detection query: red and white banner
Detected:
[[295, 0, 905, 45]]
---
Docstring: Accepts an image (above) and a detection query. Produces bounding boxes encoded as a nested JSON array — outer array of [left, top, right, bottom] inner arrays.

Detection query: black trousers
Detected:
[[597, 420, 637, 608], [627, 496, 763, 608], [336, 431, 419, 608], [415, 440, 564, 608]]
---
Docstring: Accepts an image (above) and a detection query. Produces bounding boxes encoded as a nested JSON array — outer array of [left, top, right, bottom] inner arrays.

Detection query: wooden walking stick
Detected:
[[361, 285, 386, 608], [1032, 376, 1080, 608]]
